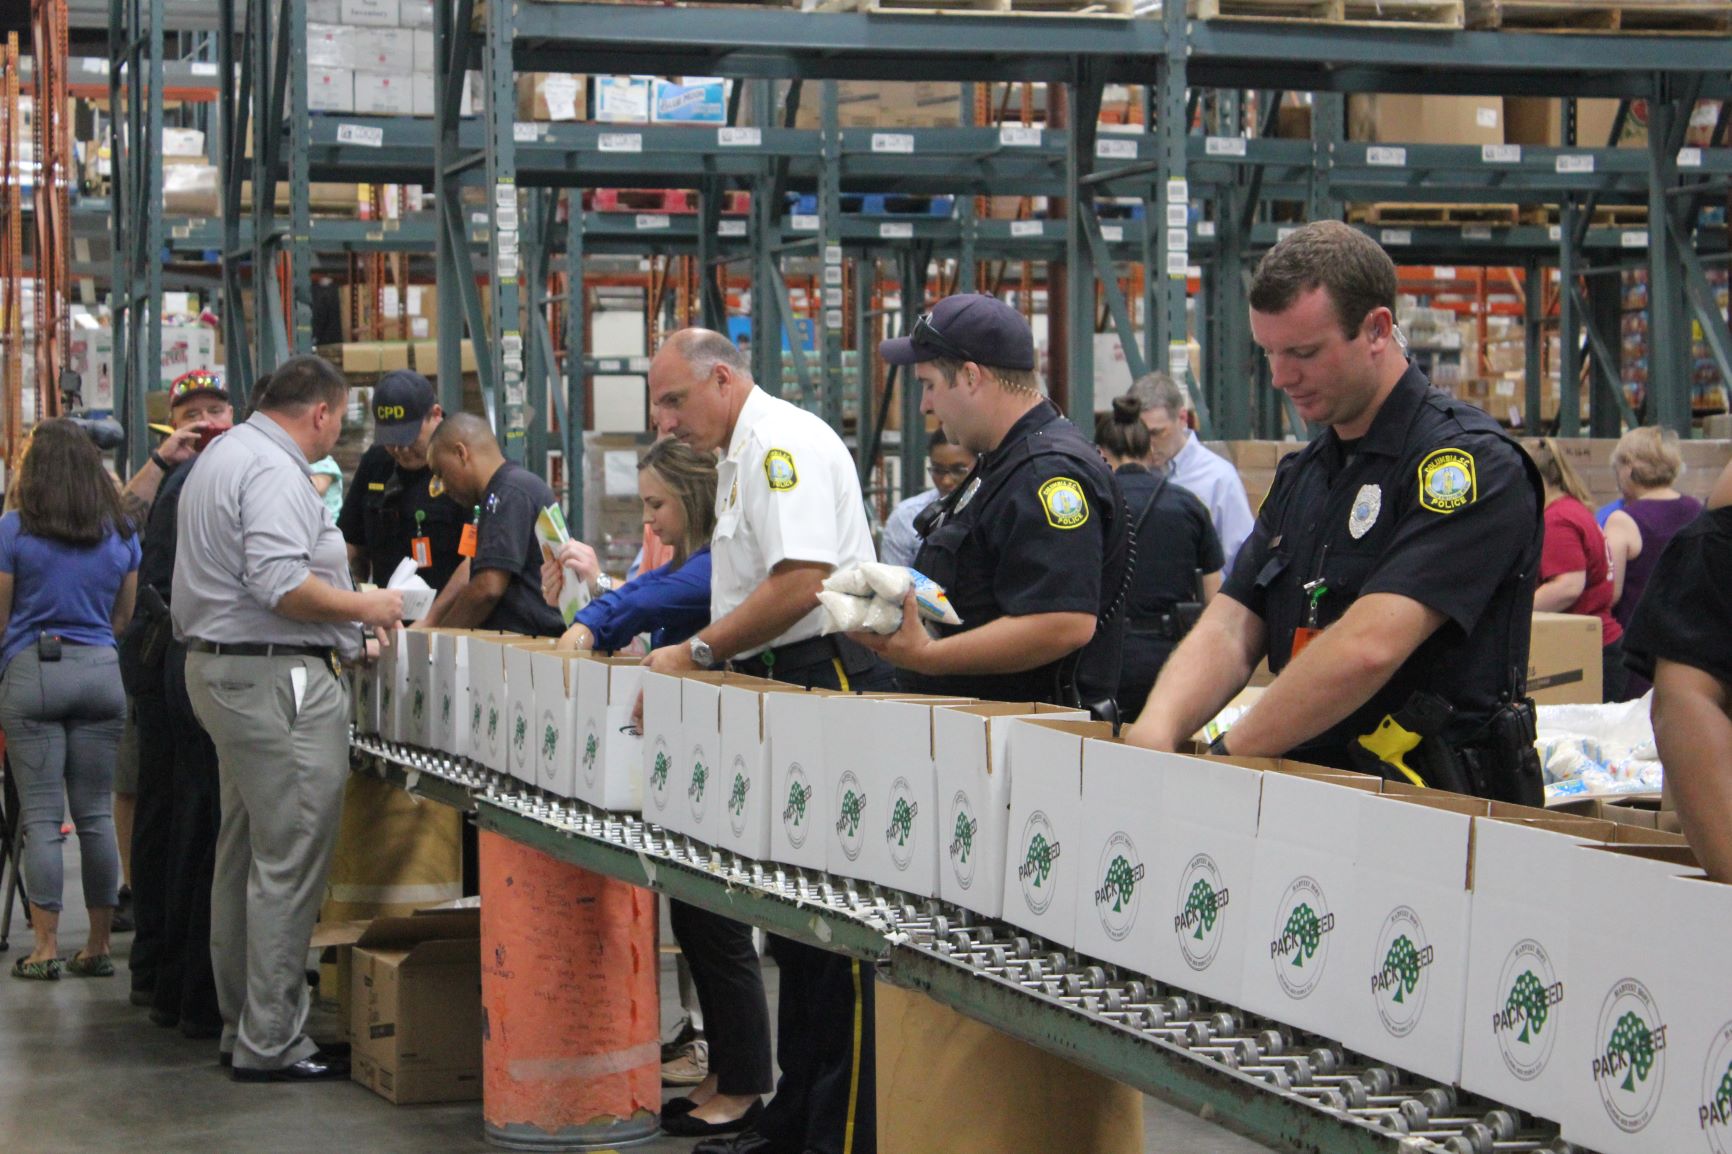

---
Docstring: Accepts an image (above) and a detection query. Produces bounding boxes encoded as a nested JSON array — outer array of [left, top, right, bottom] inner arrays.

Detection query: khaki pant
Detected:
[[186, 651, 349, 1071]]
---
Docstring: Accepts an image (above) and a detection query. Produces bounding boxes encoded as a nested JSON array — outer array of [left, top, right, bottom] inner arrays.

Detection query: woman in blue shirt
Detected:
[[0, 420, 140, 980], [541, 439, 769, 1140]]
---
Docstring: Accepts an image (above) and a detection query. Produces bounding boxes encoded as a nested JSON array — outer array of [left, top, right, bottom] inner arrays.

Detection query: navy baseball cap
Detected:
[[879, 293, 1036, 372], [371, 370, 436, 447]]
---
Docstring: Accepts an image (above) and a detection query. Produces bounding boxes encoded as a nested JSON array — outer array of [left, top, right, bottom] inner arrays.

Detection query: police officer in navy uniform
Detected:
[[855, 294, 1129, 712], [1126, 221, 1545, 803], [337, 370, 466, 592]]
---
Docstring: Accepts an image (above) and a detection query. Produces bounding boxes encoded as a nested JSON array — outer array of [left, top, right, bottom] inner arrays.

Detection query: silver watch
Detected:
[[689, 635, 715, 668], [592, 573, 614, 595]]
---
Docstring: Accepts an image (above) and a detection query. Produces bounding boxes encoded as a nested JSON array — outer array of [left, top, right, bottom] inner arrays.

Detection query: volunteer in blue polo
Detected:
[[854, 293, 1130, 713], [1125, 221, 1545, 803]]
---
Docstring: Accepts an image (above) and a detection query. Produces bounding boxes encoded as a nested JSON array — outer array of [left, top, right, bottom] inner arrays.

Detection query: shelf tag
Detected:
[[337, 123, 384, 148], [1366, 146, 1406, 167], [718, 127, 762, 147], [871, 133, 915, 154], [1205, 136, 1248, 157], [598, 133, 643, 153], [1556, 154, 1594, 174]]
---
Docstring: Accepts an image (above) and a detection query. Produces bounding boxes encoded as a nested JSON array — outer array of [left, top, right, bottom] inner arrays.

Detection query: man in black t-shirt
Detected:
[[338, 370, 466, 592], [422, 413, 564, 637]]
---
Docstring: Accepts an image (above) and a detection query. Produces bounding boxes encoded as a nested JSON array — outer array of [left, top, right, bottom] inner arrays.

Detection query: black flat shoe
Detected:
[[691, 1127, 789, 1154], [663, 1096, 698, 1117], [230, 1053, 350, 1083], [663, 1098, 763, 1138]]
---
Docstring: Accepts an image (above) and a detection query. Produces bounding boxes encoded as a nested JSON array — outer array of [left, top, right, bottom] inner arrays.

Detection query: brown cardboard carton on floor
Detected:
[[350, 909, 483, 1104], [1527, 612, 1602, 705], [876, 982, 1142, 1154]]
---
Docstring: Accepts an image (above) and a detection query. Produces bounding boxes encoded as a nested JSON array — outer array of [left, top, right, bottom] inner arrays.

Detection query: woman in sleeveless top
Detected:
[[1604, 427, 1703, 696]]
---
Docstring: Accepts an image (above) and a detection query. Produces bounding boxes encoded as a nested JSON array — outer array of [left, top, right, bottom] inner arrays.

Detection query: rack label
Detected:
[[1277, 226, 1297, 241], [824, 287, 843, 307], [825, 309, 844, 329], [1462, 225, 1492, 240], [1556, 154, 1594, 174], [1096, 139, 1138, 160], [1548, 225, 1563, 241], [791, 214, 819, 231], [718, 127, 762, 147], [1483, 144, 1521, 164], [1366, 146, 1406, 167], [872, 133, 915, 154], [1197, 220, 1217, 238], [718, 220, 747, 237], [1166, 252, 1190, 277], [513, 122, 539, 142], [337, 123, 385, 148], [999, 126, 1042, 147], [1205, 136, 1248, 157], [1165, 203, 1188, 228], [1011, 220, 1043, 238], [598, 133, 643, 153], [190, 61, 219, 77], [880, 222, 914, 239], [1678, 147, 1703, 168], [1380, 229, 1412, 246], [1167, 227, 1189, 253], [1100, 225, 1123, 242], [824, 265, 843, 285], [635, 214, 671, 230], [1621, 230, 1649, 249]]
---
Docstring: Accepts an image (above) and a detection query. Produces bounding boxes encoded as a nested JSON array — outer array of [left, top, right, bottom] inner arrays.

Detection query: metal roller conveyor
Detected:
[[350, 735, 1585, 1154]]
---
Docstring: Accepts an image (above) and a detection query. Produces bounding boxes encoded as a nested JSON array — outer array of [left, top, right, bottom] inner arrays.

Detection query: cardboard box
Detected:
[[517, 73, 586, 122], [652, 77, 728, 124], [341, 0, 400, 25], [306, 23, 353, 69], [355, 648, 381, 736], [821, 696, 880, 880], [350, 27, 415, 75], [1144, 752, 1263, 1005], [399, 0, 433, 26], [1000, 719, 1117, 948], [503, 641, 559, 785], [641, 670, 685, 829], [411, 29, 435, 73], [350, 909, 482, 1105], [1506, 97, 1722, 150], [1348, 94, 1504, 146], [931, 704, 1087, 920], [1337, 794, 1475, 1084], [402, 629, 435, 748], [69, 327, 114, 411], [1529, 612, 1603, 705], [355, 74, 415, 116], [467, 637, 508, 771], [593, 76, 651, 124], [678, 676, 727, 843], [717, 683, 805, 860], [429, 630, 471, 757], [307, 0, 341, 20], [573, 656, 643, 811], [858, 700, 949, 897], [377, 626, 409, 743], [1073, 741, 1166, 976], [765, 690, 836, 872], [530, 650, 581, 798], [309, 66, 355, 114], [1657, 875, 1732, 1154], [1238, 773, 1368, 1038], [412, 74, 435, 118], [792, 81, 961, 129]]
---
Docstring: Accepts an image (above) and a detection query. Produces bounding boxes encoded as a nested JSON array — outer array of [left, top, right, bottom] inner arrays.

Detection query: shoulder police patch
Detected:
[[428, 475, 445, 498], [764, 449, 798, 492], [1418, 447, 1476, 514], [1038, 476, 1090, 530]]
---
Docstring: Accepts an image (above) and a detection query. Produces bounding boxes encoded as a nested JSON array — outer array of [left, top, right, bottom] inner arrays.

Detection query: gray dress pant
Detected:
[[185, 651, 349, 1071]]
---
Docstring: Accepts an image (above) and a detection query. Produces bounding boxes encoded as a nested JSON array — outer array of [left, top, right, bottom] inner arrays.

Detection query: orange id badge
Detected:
[[458, 523, 479, 558], [411, 537, 433, 567], [1290, 627, 1322, 660]]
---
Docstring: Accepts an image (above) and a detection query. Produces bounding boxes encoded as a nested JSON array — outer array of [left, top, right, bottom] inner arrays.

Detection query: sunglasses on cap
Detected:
[[170, 370, 225, 400], [911, 313, 976, 363]]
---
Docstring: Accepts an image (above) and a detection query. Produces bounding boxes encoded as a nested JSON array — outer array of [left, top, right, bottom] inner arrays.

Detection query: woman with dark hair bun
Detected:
[[1096, 397, 1224, 720], [0, 418, 141, 980]]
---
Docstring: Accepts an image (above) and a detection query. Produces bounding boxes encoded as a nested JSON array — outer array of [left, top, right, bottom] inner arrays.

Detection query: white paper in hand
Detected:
[[386, 557, 436, 620]]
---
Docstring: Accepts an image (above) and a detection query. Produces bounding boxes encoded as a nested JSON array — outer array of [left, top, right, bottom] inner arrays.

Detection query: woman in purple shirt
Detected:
[[1605, 426, 1703, 695]]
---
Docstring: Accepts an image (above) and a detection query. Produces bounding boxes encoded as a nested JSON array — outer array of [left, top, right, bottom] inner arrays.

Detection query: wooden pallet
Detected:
[[1465, 0, 1732, 34], [1348, 202, 1522, 225], [815, 0, 1135, 15], [1189, 0, 1465, 29], [1521, 204, 1651, 225]]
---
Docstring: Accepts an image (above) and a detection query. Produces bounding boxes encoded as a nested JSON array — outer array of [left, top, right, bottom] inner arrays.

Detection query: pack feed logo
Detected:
[[511, 703, 529, 763], [540, 710, 559, 778], [764, 449, 798, 492], [1017, 810, 1062, 916], [648, 738, 672, 810], [412, 686, 426, 724], [1492, 939, 1565, 1081], [1697, 1019, 1732, 1151], [1270, 876, 1336, 1000], [1038, 477, 1089, 530], [1418, 447, 1477, 514], [1174, 853, 1230, 972], [1592, 977, 1668, 1134], [470, 699, 483, 740], [728, 755, 751, 837], [1370, 906, 1436, 1038], [581, 725, 600, 788], [948, 791, 979, 891], [885, 776, 920, 872], [687, 745, 710, 822], [440, 690, 452, 727], [486, 696, 500, 750], [1093, 832, 1145, 943], [782, 764, 812, 849], [834, 770, 866, 861]]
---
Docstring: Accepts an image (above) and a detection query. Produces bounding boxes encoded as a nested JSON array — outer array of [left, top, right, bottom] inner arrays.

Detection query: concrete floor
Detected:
[[0, 840, 1279, 1154]]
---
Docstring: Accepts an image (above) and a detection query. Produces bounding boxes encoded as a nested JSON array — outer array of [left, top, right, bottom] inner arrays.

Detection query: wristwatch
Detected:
[[689, 635, 715, 669], [591, 573, 614, 596]]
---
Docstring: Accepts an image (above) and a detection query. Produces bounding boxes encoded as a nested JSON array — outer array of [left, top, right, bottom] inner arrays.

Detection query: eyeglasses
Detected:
[[911, 313, 975, 363], [928, 463, 974, 480]]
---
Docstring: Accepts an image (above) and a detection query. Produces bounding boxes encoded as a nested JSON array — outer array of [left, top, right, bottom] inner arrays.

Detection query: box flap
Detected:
[[353, 908, 480, 951]]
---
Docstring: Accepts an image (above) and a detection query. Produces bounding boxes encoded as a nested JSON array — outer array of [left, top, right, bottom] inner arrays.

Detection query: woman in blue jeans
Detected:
[[0, 419, 140, 979]]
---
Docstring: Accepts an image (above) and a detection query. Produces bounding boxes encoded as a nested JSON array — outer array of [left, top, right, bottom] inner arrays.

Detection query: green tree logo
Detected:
[[412, 687, 425, 719], [784, 780, 810, 824], [1609, 1011, 1658, 1094], [441, 694, 451, 724], [729, 774, 749, 817], [1021, 833, 1057, 888], [689, 762, 708, 802], [952, 812, 975, 863], [487, 705, 499, 741], [1284, 904, 1322, 968], [513, 714, 527, 754], [1715, 1061, 1732, 1121], [1184, 878, 1219, 939], [837, 789, 864, 838], [1506, 970, 1551, 1045], [1094, 855, 1137, 914], [889, 797, 917, 847], [1382, 935, 1422, 1004], [471, 701, 482, 733], [382, 684, 393, 711], [582, 733, 598, 772], [542, 723, 558, 762], [650, 751, 670, 791]]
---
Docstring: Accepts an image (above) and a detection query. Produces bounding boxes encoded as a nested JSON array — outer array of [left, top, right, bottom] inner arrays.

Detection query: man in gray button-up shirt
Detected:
[[175, 355, 400, 1081]]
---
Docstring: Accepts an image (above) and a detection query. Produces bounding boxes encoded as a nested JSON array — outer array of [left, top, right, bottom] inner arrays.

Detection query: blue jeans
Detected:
[[0, 644, 127, 913]]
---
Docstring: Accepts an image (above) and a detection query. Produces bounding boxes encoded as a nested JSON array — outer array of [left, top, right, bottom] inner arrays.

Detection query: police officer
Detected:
[[640, 328, 893, 1154], [854, 293, 1129, 712], [337, 370, 466, 592], [1125, 221, 1545, 803]]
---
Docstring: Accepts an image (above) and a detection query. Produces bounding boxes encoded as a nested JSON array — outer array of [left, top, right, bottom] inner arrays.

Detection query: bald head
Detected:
[[662, 328, 751, 379], [649, 327, 756, 452], [427, 411, 504, 506]]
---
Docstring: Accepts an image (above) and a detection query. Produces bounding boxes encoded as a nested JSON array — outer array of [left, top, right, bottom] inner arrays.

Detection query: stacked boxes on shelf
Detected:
[[1621, 267, 1730, 418], [305, 0, 477, 117]]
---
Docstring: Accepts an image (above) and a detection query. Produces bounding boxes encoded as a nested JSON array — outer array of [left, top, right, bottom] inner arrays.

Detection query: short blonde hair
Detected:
[[1611, 426, 1683, 490]]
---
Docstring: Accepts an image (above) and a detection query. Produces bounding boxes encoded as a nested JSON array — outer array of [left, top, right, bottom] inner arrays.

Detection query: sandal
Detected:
[[65, 953, 114, 978], [11, 957, 61, 981]]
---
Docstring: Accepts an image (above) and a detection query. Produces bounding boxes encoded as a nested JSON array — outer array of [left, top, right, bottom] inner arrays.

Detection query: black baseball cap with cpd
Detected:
[[879, 293, 1036, 371], [371, 369, 437, 447]]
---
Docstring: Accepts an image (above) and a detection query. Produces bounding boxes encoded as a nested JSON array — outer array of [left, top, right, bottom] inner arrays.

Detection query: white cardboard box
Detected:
[[1237, 772, 1373, 1038], [502, 642, 546, 784], [306, 23, 352, 69], [411, 29, 436, 73], [1145, 752, 1262, 1005], [354, 73, 415, 116], [340, 0, 399, 25], [1660, 874, 1732, 1154], [931, 704, 1085, 920], [308, 67, 354, 114], [377, 626, 408, 744], [678, 677, 727, 844], [717, 684, 803, 860], [530, 650, 581, 798], [1563, 844, 1698, 1154], [593, 75, 651, 123], [467, 637, 507, 771], [350, 28, 416, 76], [641, 670, 685, 829], [354, 648, 380, 736], [1000, 719, 1116, 948], [765, 690, 835, 872], [402, 629, 435, 748], [429, 630, 470, 758], [821, 696, 879, 883], [399, 0, 434, 27], [307, 0, 341, 21], [574, 656, 642, 811], [857, 699, 944, 897], [1460, 816, 1601, 1122], [1073, 740, 1166, 975], [1338, 793, 1476, 1085]]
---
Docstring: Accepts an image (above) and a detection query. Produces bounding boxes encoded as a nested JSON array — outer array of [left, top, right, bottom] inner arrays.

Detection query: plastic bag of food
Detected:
[[822, 567, 875, 598], [817, 591, 874, 635], [861, 596, 904, 635], [848, 563, 964, 627]]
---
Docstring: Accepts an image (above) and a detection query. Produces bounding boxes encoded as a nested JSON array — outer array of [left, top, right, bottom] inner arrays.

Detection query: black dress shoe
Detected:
[[230, 1053, 351, 1083], [663, 1096, 698, 1117], [681, 1109, 779, 1147]]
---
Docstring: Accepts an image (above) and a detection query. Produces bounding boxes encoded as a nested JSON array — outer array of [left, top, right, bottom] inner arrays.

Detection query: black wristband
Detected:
[[149, 450, 171, 473]]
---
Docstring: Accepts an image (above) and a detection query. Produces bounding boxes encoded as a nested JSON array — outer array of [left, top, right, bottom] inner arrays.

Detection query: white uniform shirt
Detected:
[[711, 387, 877, 656], [1169, 430, 1255, 575]]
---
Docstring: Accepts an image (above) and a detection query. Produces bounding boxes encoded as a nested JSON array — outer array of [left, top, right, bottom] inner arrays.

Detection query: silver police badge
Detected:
[[954, 476, 982, 512], [1348, 484, 1382, 540]]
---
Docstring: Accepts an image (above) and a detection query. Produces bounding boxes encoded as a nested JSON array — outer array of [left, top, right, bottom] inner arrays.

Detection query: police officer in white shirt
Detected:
[[1124, 372, 1255, 572], [643, 328, 892, 1154]]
